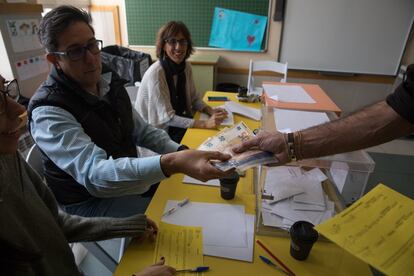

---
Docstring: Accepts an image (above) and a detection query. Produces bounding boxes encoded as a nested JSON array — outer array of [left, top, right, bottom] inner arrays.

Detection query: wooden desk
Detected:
[[115, 92, 371, 276]]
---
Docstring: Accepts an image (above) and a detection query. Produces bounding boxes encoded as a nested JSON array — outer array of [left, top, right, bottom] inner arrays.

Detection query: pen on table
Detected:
[[162, 198, 189, 217], [259, 255, 290, 275], [256, 240, 295, 276], [176, 266, 209, 273]]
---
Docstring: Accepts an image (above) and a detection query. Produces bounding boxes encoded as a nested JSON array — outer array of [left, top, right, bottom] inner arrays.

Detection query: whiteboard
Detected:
[[279, 0, 414, 75]]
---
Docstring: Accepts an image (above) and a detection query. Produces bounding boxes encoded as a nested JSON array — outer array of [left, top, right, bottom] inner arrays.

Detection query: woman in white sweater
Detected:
[[135, 21, 227, 142], [0, 75, 175, 275]]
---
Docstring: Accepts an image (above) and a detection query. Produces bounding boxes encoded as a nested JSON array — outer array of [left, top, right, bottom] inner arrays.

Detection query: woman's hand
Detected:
[[204, 112, 226, 128], [135, 217, 158, 242]]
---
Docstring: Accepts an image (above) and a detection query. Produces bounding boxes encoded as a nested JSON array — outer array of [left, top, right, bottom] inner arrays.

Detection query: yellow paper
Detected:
[[154, 222, 203, 271], [315, 183, 414, 276]]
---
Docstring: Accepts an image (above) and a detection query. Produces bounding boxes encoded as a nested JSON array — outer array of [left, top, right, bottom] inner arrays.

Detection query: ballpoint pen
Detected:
[[259, 255, 290, 275], [162, 198, 189, 217], [176, 266, 210, 273]]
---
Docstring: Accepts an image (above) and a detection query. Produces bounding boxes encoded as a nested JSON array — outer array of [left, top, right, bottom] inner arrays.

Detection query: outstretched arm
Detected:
[[234, 101, 414, 163]]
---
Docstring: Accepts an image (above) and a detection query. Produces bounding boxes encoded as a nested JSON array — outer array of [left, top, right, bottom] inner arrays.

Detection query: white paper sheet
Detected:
[[199, 105, 234, 126], [274, 109, 329, 132], [225, 101, 261, 121], [261, 211, 284, 228], [263, 84, 316, 103], [329, 161, 350, 193], [162, 201, 247, 248], [263, 200, 311, 222], [293, 178, 326, 207], [204, 214, 255, 262], [182, 175, 220, 187]]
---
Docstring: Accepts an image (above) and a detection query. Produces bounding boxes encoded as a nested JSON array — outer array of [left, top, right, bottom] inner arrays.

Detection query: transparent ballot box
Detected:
[[256, 106, 375, 238]]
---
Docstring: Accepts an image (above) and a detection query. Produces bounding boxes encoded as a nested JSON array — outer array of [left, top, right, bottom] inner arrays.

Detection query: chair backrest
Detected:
[[25, 144, 43, 177], [247, 59, 288, 92]]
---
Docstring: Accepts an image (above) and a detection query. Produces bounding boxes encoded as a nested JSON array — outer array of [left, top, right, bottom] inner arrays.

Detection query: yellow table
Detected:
[[115, 92, 371, 276]]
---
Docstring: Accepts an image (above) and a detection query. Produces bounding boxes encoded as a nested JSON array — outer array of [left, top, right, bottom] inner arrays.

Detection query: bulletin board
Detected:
[[124, 0, 270, 50], [0, 4, 49, 98]]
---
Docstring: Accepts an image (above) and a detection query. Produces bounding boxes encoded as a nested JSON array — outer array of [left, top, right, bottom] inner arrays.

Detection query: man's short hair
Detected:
[[38, 5, 94, 53]]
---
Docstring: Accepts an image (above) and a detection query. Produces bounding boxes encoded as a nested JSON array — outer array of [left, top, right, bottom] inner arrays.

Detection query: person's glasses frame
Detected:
[[0, 79, 20, 115], [165, 38, 189, 47], [50, 39, 103, 62]]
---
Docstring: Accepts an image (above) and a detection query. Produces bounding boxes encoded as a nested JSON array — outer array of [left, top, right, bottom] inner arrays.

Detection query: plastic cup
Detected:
[[219, 172, 239, 200], [289, 221, 319, 260]]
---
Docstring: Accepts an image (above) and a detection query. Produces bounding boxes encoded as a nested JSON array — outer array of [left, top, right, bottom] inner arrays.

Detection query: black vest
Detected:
[[27, 66, 137, 205]]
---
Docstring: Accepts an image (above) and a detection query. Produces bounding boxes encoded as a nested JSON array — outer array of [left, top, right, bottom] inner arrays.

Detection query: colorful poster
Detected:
[[209, 7, 267, 52], [7, 19, 43, 53], [15, 55, 49, 81]]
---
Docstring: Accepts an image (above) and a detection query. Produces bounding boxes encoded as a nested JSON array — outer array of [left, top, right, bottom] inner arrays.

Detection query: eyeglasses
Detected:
[[165, 38, 189, 46], [0, 79, 20, 115], [51, 40, 103, 61]]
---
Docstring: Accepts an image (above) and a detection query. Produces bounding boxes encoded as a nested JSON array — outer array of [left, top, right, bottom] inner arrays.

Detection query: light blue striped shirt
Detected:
[[30, 73, 180, 198]]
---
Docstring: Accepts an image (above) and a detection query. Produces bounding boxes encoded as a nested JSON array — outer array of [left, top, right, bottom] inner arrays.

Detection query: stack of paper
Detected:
[[261, 166, 335, 230], [274, 108, 330, 133], [161, 201, 255, 262], [263, 84, 316, 103], [225, 101, 261, 121]]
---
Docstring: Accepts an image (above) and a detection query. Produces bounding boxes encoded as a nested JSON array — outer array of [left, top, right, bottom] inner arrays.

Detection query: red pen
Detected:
[[256, 240, 295, 276]]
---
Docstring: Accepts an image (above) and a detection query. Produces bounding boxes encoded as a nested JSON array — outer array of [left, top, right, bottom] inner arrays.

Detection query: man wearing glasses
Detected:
[[28, 5, 232, 219]]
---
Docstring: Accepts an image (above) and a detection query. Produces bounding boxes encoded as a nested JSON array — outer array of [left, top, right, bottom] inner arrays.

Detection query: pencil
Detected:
[[256, 240, 295, 276]]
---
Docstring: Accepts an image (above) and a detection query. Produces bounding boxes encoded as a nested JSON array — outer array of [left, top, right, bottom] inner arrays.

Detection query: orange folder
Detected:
[[262, 82, 342, 116]]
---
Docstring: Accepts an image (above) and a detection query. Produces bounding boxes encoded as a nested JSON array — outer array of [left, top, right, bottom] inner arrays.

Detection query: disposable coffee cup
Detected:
[[289, 221, 319, 260], [219, 172, 239, 200]]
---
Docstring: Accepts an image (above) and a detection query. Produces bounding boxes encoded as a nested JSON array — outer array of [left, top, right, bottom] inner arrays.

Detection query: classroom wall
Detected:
[[92, 0, 281, 70], [92, 0, 413, 71]]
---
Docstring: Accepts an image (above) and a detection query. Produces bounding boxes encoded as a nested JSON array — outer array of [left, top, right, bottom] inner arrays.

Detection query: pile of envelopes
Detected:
[[261, 166, 336, 230]]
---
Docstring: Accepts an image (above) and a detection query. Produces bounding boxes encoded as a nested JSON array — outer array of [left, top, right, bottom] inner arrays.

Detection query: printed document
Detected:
[[316, 184, 414, 276]]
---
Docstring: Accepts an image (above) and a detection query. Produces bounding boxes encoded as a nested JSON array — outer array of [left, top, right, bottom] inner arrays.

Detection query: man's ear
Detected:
[[46, 53, 58, 65]]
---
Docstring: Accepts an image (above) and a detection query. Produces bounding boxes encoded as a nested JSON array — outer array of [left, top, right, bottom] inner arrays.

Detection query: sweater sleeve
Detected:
[[56, 211, 148, 243], [21, 155, 148, 243]]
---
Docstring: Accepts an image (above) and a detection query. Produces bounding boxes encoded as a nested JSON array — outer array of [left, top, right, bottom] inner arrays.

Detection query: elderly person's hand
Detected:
[[232, 130, 290, 165], [134, 258, 176, 276]]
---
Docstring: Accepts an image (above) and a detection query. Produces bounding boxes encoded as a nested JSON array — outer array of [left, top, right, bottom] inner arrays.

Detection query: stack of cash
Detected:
[[198, 121, 278, 171]]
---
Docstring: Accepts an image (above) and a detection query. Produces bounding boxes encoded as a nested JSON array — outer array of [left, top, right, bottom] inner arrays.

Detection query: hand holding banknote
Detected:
[[198, 122, 279, 171], [232, 130, 289, 164]]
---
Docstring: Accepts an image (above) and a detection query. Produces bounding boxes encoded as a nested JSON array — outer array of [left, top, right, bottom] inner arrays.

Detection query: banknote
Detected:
[[198, 121, 254, 152], [213, 150, 279, 171], [198, 121, 278, 171]]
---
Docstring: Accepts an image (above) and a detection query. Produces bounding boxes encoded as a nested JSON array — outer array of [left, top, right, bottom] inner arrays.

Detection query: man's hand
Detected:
[[233, 130, 290, 164], [160, 150, 234, 181], [135, 258, 175, 276]]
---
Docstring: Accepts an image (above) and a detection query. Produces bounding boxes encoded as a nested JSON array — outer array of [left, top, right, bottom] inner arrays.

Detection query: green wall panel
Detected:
[[125, 0, 269, 48]]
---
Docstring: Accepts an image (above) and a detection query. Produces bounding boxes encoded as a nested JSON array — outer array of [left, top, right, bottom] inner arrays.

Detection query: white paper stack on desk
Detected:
[[261, 166, 335, 230], [161, 201, 255, 262]]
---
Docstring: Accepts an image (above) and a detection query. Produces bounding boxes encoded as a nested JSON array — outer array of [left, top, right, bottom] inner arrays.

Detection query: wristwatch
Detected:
[[286, 132, 297, 162]]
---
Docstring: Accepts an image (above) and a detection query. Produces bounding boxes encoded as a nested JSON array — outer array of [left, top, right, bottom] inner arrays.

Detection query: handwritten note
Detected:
[[315, 184, 414, 276], [153, 222, 204, 271]]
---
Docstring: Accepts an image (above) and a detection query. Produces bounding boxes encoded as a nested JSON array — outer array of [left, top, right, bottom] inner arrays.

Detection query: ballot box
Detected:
[[256, 106, 375, 238]]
